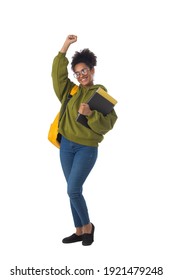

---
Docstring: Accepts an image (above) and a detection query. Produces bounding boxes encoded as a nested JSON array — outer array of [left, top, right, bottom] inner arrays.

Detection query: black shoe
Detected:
[[82, 223, 95, 246], [62, 233, 83, 244]]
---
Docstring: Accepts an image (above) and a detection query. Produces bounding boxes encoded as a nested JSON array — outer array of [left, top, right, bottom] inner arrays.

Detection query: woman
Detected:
[[51, 35, 117, 246]]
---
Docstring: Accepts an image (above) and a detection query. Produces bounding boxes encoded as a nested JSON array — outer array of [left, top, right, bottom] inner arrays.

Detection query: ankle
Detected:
[[76, 227, 83, 236], [83, 223, 92, 234], [82, 223, 95, 246]]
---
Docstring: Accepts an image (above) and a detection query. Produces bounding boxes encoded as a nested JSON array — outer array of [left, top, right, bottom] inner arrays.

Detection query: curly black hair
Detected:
[[71, 48, 97, 71]]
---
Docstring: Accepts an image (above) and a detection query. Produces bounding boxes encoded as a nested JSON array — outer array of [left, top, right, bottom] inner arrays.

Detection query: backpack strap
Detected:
[[56, 85, 79, 145], [70, 84, 78, 96], [60, 85, 79, 117]]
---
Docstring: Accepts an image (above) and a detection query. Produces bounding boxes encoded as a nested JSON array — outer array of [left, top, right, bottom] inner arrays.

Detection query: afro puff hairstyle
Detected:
[[71, 48, 97, 71]]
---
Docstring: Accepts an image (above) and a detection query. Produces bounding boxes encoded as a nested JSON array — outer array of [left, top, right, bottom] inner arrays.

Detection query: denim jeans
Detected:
[[60, 136, 98, 227]]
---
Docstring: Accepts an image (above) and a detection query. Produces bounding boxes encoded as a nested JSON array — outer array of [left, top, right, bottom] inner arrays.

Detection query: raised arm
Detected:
[[51, 35, 77, 101], [60, 35, 77, 53]]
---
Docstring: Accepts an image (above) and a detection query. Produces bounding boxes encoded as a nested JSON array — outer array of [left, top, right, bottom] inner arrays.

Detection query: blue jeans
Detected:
[[60, 136, 98, 227]]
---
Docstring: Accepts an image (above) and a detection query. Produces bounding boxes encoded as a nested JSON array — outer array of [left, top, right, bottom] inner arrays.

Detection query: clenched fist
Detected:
[[78, 103, 93, 116], [67, 35, 77, 44], [60, 35, 77, 53]]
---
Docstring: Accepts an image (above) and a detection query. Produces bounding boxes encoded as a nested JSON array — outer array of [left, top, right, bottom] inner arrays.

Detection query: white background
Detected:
[[0, 0, 173, 279]]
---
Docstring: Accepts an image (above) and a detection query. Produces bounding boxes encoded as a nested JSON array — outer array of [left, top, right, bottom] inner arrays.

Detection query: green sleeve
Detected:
[[51, 52, 76, 102], [87, 109, 118, 135]]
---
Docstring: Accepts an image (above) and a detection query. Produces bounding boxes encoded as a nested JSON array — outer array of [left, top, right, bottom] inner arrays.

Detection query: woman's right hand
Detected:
[[60, 35, 77, 53], [66, 35, 77, 44]]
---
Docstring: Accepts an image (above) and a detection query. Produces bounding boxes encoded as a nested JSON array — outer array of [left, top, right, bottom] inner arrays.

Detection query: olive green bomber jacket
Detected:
[[51, 52, 118, 147]]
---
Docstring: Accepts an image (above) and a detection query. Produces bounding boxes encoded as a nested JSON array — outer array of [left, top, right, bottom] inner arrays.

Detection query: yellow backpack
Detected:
[[48, 85, 78, 148]]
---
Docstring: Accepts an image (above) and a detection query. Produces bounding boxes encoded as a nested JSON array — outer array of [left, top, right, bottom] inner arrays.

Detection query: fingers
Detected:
[[78, 103, 92, 116], [61, 35, 77, 53], [79, 103, 88, 110], [68, 35, 77, 40], [67, 35, 77, 43]]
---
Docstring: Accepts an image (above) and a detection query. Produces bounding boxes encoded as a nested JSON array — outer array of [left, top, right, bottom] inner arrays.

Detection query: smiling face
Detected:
[[74, 63, 95, 87]]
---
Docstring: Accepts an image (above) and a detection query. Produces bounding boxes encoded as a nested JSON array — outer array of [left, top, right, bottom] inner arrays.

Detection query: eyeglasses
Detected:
[[73, 68, 90, 79]]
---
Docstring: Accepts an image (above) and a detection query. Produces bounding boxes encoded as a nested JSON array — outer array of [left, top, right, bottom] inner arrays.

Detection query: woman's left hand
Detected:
[[78, 103, 93, 116]]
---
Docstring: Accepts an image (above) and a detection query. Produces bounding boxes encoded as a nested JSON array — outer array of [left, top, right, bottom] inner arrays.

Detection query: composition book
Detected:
[[76, 87, 117, 128]]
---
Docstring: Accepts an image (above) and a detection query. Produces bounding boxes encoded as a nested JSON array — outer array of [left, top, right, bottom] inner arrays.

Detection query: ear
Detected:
[[91, 67, 95, 75]]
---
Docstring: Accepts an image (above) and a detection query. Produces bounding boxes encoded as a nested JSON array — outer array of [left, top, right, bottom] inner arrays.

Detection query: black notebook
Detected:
[[76, 87, 117, 128]]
